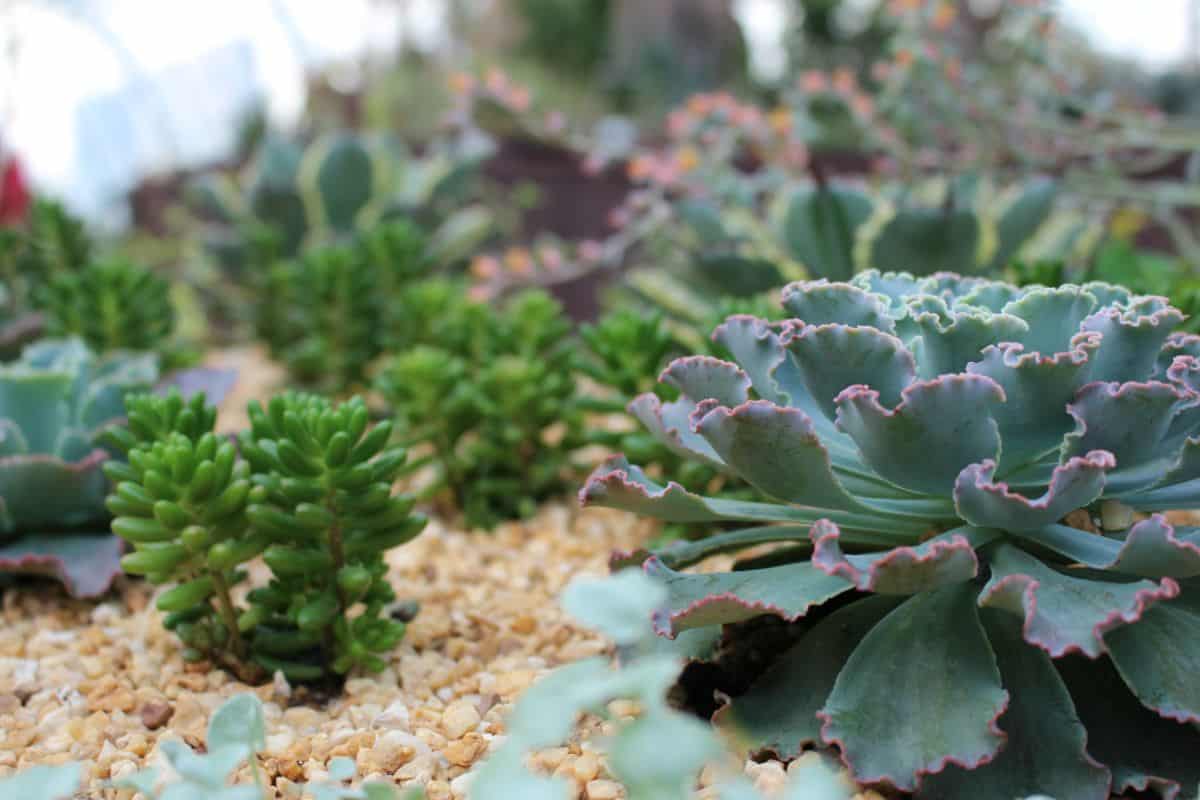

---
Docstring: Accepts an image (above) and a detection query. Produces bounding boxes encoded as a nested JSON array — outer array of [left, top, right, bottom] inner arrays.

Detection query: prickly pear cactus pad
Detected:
[[581, 271, 1200, 799]]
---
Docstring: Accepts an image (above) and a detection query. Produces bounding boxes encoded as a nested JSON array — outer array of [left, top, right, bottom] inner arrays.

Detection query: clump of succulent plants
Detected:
[[0, 693, 418, 800], [582, 271, 1200, 798], [257, 220, 433, 392], [38, 259, 176, 356], [107, 390, 425, 681], [239, 393, 425, 679], [377, 288, 585, 529], [0, 338, 157, 596]]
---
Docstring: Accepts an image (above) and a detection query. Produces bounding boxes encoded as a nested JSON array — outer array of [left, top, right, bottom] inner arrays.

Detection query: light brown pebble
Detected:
[[441, 700, 481, 739], [140, 701, 173, 730], [442, 732, 486, 767], [571, 752, 601, 782], [586, 779, 623, 800]]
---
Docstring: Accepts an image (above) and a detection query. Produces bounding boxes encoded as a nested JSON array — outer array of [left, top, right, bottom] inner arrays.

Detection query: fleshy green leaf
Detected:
[[810, 523, 986, 594], [0, 763, 82, 800], [0, 531, 123, 598], [562, 569, 667, 647], [954, 451, 1113, 531], [1106, 590, 1200, 723], [819, 583, 1008, 791], [207, 693, 266, 755]]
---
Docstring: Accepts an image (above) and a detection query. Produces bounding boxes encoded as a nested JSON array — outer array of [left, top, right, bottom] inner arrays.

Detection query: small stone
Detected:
[[89, 688, 135, 713], [442, 732, 485, 767], [441, 700, 480, 739], [746, 760, 787, 795], [140, 702, 173, 730], [450, 772, 473, 798], [510, 615, 536, 635], [586, 779, 623, 800]]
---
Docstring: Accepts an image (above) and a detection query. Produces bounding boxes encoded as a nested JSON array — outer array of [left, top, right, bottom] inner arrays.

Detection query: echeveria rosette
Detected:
[[580, 271, 1200, 799], [0, 339, 237, 598]]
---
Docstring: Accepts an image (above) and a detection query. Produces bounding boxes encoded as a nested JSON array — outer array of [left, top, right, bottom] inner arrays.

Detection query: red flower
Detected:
[[0, 156, 30, 226]]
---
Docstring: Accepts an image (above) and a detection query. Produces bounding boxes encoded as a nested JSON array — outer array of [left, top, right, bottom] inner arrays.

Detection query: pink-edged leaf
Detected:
[[966, 336, 1100, 471], [916, 610, 1111, 800], [819, 582, 1009, 792], [978, 543, 1179, 659], [810, 521, 985, 595], [693, 401, 860, 510], [1106, 590, 1200, 724], [580, 456, 835, 525], [643, 556, 852, 636], [715, 595, 902, 759], [627, 393, 725, 469], [834, 374, 1004, 495], [711, 315, 789, 405], [782, 323, 915, 419], [1062, 381, 1200, 492], [1080, 300, 1184, 384], [0, 450, 109, 534], [954, 451, 1114, 531], [0, 532, 123, 597], [1155, 332, 1200, 378], [658, 356, 750, 408], [908, 307, 1028, 380], [1002, 285, 1098, 356], [1015, 516, 1200, 579], [1060, 654, 1200, 798], [780, 280, 895, 332]]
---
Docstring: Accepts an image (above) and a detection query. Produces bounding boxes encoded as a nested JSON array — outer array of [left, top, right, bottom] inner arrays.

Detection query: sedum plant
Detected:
[[0, 338, 157, 596], [257, 220, 433, 393], [238, 393, 425, 679], [583, 271, 1200, 799], [377, 288, 585, 529], [38, 259, 175, 356], [106, 391, 425, 681]]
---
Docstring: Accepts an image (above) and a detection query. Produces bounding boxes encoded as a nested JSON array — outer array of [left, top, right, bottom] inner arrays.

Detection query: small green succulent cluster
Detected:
[[106, 390, 425, 681], [256, 219, 433, 392], [0, 693, 419, 800], [377, 288, 585, 529], [38, 259, 175, 355]]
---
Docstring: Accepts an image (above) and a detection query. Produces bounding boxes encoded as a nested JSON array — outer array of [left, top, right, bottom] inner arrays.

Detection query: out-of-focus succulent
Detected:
[[0, 199, 93, 356], [0, 339, 156, 596], [257, 220, 433, 393], [104, 390, 259, 675], [377, 288, 585, 529], [38, 259, 175, 356], [238, 393, 425, 680], [472, 569, 851, 800], [583, 271, 1200, 798]]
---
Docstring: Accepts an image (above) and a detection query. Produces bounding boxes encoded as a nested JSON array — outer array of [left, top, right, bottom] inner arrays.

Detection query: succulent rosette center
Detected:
[[582, 271, 1200, 799]]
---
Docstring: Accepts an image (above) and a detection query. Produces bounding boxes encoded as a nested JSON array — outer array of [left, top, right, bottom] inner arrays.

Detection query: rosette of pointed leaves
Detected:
[[39, 259, 175, 356], [104, 390, 260, 675], [238, 393, 426, 680], [377, 289, 585, 529], [0, 338, 156, 596], [582, 271, 1200, 799]]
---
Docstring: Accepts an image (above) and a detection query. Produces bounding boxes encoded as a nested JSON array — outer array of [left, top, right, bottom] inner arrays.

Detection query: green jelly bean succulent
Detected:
[[106, 391, 426, 681], [256, 220, 433, 393], [39, 259, 175, 356], [239, 393, 425, 679], [377, 288, 585, 529]]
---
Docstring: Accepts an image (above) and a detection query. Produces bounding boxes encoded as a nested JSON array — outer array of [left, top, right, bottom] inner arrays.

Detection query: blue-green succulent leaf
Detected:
[[782, 323, 915, 420], [978, 543, 1178, 658], [916, 610, 1110, 800], [834, 375, 1004, 495], [908, 306, 1029, 379], [818, 582, 1008, 791], [780, 280, 895, 332], [810, 522, 990, 594], [0, 532, 123, 598], [643, 556, 853, 636], [1015, 516, 1200, 578], [1081, 301, 1185, 384], [0, 763, 83, 800], [1106, 590, 1200, 724], [1003, 286, 1098, 356], [954, 451, 1114, 531], [562, 569, 667, 647], [0, 451, 110, 535], [715, 595, 902, 759]]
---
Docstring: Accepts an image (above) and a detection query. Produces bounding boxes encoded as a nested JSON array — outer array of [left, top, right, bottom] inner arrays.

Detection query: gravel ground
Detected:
[[0, 349, 877, 799]]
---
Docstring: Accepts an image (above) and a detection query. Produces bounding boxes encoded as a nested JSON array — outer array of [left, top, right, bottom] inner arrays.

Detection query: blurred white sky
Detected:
[[0, 0, 1193, 222]]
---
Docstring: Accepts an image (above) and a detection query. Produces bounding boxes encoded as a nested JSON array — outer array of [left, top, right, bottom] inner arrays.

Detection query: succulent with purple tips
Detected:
[[581, 270, 1200, 799]]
